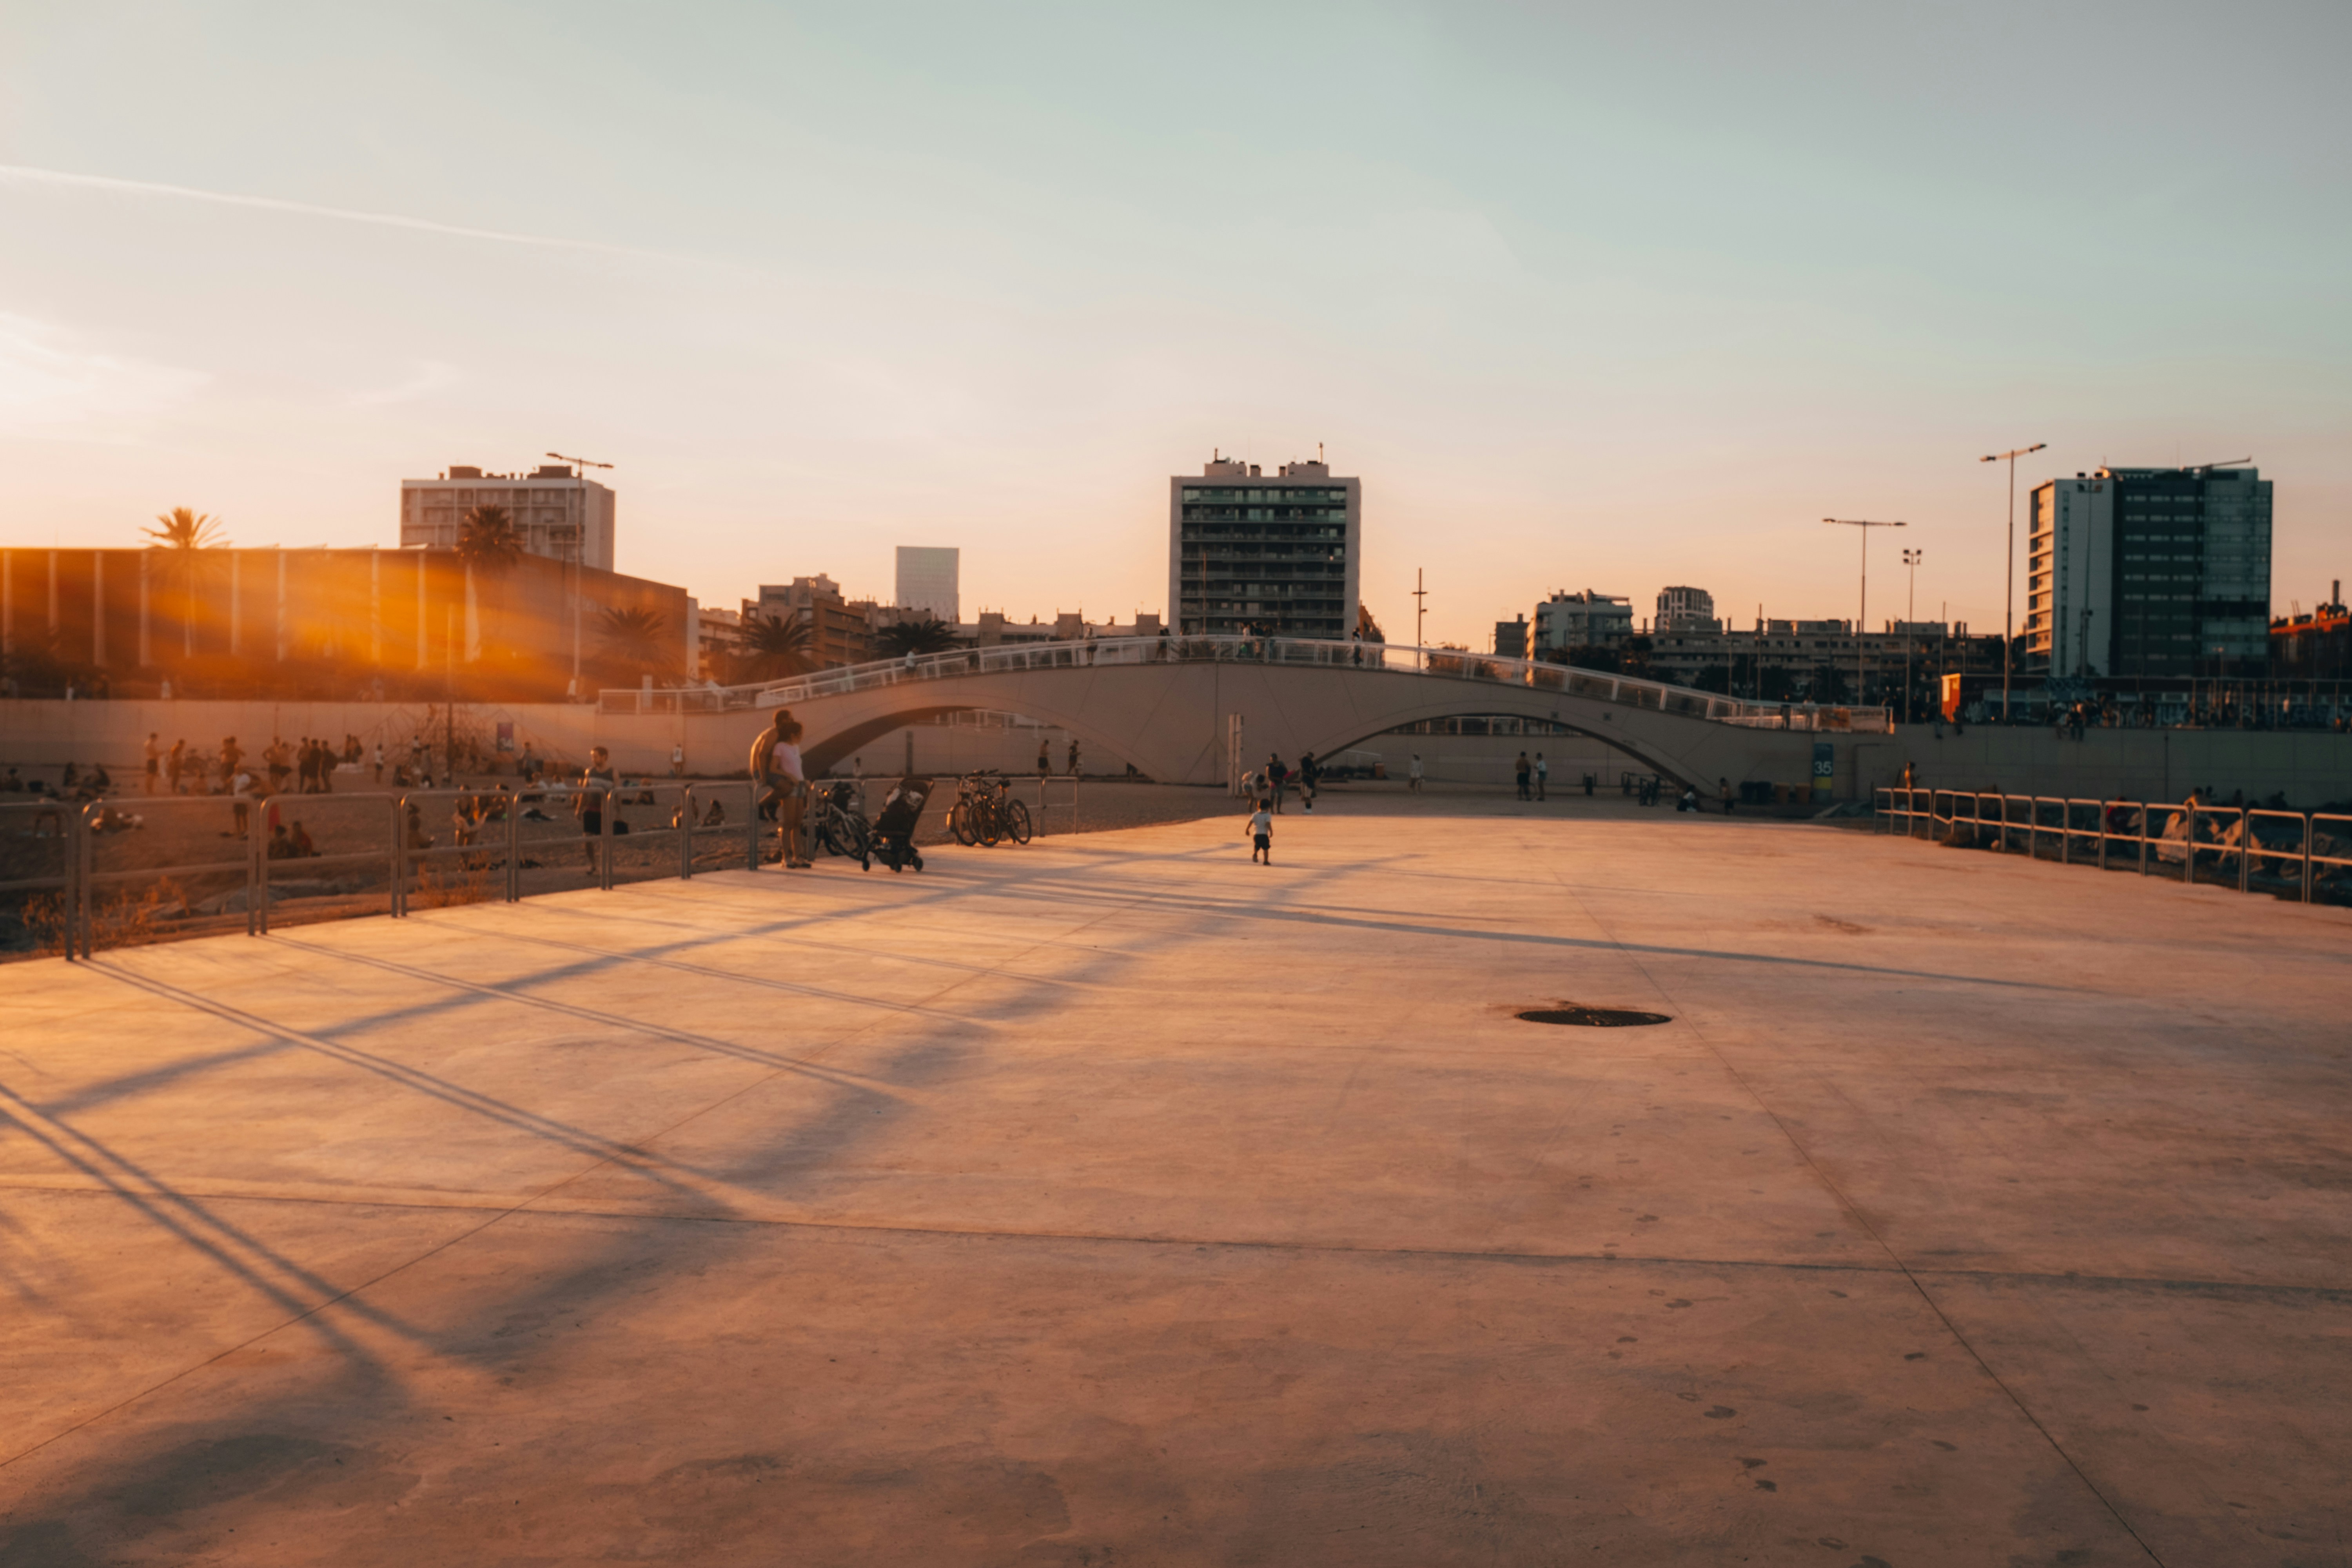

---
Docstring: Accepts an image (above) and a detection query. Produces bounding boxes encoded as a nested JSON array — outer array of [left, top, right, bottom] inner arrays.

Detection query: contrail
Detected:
[[0, 163, 697, 264]]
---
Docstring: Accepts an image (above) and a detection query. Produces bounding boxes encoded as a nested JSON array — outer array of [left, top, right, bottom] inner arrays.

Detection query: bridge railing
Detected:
[[605, 636, 1890, 733], [1874, 787, 2352, 906]]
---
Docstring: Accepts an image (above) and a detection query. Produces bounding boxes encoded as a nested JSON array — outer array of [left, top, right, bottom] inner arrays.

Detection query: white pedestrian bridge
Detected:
[[605, 635, 1888, 790]]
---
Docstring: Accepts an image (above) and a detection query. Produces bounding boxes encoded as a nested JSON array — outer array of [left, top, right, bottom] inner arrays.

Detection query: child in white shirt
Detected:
[[1245, 800, 1273, 864]]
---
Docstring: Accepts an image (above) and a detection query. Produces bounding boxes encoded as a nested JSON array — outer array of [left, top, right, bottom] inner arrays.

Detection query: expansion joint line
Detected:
[[1541, 857, 2168, 1568], [4, 880, 1178, 1473]]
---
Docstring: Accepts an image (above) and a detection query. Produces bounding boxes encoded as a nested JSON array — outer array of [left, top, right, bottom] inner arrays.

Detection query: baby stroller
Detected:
[[870, 776, 932, 873]]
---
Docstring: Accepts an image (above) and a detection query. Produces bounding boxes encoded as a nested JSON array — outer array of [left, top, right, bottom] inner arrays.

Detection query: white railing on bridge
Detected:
[[604, 636, 1890, 733]]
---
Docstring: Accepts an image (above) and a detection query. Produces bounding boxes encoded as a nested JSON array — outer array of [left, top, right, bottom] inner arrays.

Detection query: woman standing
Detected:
[[769, 719, 811, 867]]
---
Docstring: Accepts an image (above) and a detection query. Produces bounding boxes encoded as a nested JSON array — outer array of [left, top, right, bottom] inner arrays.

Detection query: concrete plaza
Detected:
[[2, 796, 2347, 1565]]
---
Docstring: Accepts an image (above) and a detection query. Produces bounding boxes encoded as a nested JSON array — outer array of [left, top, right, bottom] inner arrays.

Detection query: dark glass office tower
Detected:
[[2027, 464, 2271, 679]]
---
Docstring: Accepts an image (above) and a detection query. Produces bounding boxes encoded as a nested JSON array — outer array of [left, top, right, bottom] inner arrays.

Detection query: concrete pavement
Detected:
[[2, 797, 2347, 1564]]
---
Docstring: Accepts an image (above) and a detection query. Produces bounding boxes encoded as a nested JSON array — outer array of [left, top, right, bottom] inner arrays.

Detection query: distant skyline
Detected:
[[3, 3, 2347, 647]]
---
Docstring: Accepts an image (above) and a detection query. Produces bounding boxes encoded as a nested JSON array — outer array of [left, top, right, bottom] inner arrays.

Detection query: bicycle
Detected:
[[949, 773, 1031, 847], [809, 780, 872, 868]]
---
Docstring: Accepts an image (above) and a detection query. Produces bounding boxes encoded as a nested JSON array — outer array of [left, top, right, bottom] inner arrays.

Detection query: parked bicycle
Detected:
[[947, 772, 1031, 847], [809, 780, 873, 868]]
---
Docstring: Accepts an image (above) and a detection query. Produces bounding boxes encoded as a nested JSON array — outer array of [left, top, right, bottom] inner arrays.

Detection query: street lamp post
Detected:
[[1902, 547, 1923, 723], [548, 451, 614, 698], [1822, 519, 1907, 712], [1980, 442, 2045, 723]]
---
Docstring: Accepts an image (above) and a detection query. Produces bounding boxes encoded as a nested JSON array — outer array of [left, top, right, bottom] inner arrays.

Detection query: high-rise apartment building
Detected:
[[752, 574, 878, 669], [1169, 455, 1361, 639], [1655, 585, 1718, 633], [2027, 464, 2272, 679], [400, 463, 615, 571], [894, 546, 960, 621]]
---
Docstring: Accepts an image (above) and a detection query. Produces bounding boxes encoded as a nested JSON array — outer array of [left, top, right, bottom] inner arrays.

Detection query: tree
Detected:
[[455, 505, 525, 668], [875, 616, 958, 658], [141, 507, 228, 661], [1357, 604, 1386, 642], [454, 504, 524, 572], [733, 610, 815, 683], [596, 605, 670, 684]]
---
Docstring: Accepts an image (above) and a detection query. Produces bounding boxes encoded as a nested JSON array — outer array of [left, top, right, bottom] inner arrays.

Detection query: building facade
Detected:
[[2027, 464, 2272, 680], [752, 575, 880, 669], [893, 546, 960, 622], [400, 463, 617, 572], [0, 546, 688, 700], [1494, 613, 1528, 659], [1655, 585, 1719, 633], [1168, 455, 1361, 639], [1530, 590, 1633, 652]]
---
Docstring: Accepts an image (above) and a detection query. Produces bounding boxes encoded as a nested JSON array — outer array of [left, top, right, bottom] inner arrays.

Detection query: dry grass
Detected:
[[25, 878, 190, 956], [411, 856, 496, 908]]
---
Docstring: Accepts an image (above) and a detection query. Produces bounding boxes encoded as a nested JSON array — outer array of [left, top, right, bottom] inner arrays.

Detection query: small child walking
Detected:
[[1245, 798, 1274, 864]]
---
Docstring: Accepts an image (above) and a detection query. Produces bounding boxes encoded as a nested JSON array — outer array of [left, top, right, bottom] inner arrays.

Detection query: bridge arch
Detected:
[[664, 637, 1842, 794]]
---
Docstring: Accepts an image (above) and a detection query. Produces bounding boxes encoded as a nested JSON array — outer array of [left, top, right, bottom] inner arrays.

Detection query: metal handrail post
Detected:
[[680, 784, 696, 880], [255, 803, 271, 936], [390, 795, 407, 917], [2139, 802, 2150, 877], [601, 786, 616, 891], [2303, 815, 2314, 904], [508, 793, 523, 902], [2097, 802, 2109, 872], [744, 782, 758, 872], [2057, 799, 2069, 865], [2239, 810, 2252, 894], [70, 805, 92, 960]]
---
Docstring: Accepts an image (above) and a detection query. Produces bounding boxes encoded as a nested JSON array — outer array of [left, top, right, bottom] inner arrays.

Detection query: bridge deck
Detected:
[[3, 798, 2344, 1563]]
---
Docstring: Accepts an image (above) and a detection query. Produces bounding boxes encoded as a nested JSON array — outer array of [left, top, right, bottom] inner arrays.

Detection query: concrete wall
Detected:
[[1857, 725, 2352, 807]]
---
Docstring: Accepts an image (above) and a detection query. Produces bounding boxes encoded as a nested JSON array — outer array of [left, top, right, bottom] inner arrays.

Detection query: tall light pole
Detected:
[[1413, 568, 1428, 668], [1902, 547, 1923, 723], [1822, 519, 1907, 710], [548, 452, 613, 697], [1980, 442, 2045, 722]]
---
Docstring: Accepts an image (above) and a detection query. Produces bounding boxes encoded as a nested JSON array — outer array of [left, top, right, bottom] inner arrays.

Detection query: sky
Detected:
[[2, 1, 2347, 648]]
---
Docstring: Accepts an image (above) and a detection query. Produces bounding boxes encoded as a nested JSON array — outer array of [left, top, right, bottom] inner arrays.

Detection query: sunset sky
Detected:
[[4, 2, 2346, 646]]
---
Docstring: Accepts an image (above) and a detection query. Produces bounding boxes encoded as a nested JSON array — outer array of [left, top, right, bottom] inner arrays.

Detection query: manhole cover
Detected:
[[1517, 1005, 1672, 1028]]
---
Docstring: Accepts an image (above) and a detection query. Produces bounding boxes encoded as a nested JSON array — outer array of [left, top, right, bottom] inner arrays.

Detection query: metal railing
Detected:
[[7, 780, 777, 961], [604, 635, 1891, 733], [1875, 788, 2352, 906]]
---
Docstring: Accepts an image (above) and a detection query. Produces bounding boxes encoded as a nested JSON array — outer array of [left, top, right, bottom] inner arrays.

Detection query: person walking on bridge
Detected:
[[1514, 751, 1532, 800], [1534, 752, 1548, 800], [1267, 753, 1290, 812], [1037, 737, 1051, 779]]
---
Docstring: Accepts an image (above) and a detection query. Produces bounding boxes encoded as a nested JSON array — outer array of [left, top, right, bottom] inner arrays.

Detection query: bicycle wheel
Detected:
[[976, 800, 1003, 847], [1004, 799, 1032, 844], [848, 816, 873, 869], [951, 802, 978, 846]]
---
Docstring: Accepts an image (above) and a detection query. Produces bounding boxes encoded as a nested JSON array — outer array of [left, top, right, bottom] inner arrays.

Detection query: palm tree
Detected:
[[142, 507, 228, 661], [596, 605, 671, 683], [734, 610, 815, 683], [455, 505, 525, 665], [875, 616, 958, 658], [454, 504, 524, 571]]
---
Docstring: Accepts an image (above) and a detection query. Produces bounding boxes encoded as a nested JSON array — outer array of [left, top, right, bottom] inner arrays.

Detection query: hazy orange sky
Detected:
[[4, 3, 2347, 646]]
